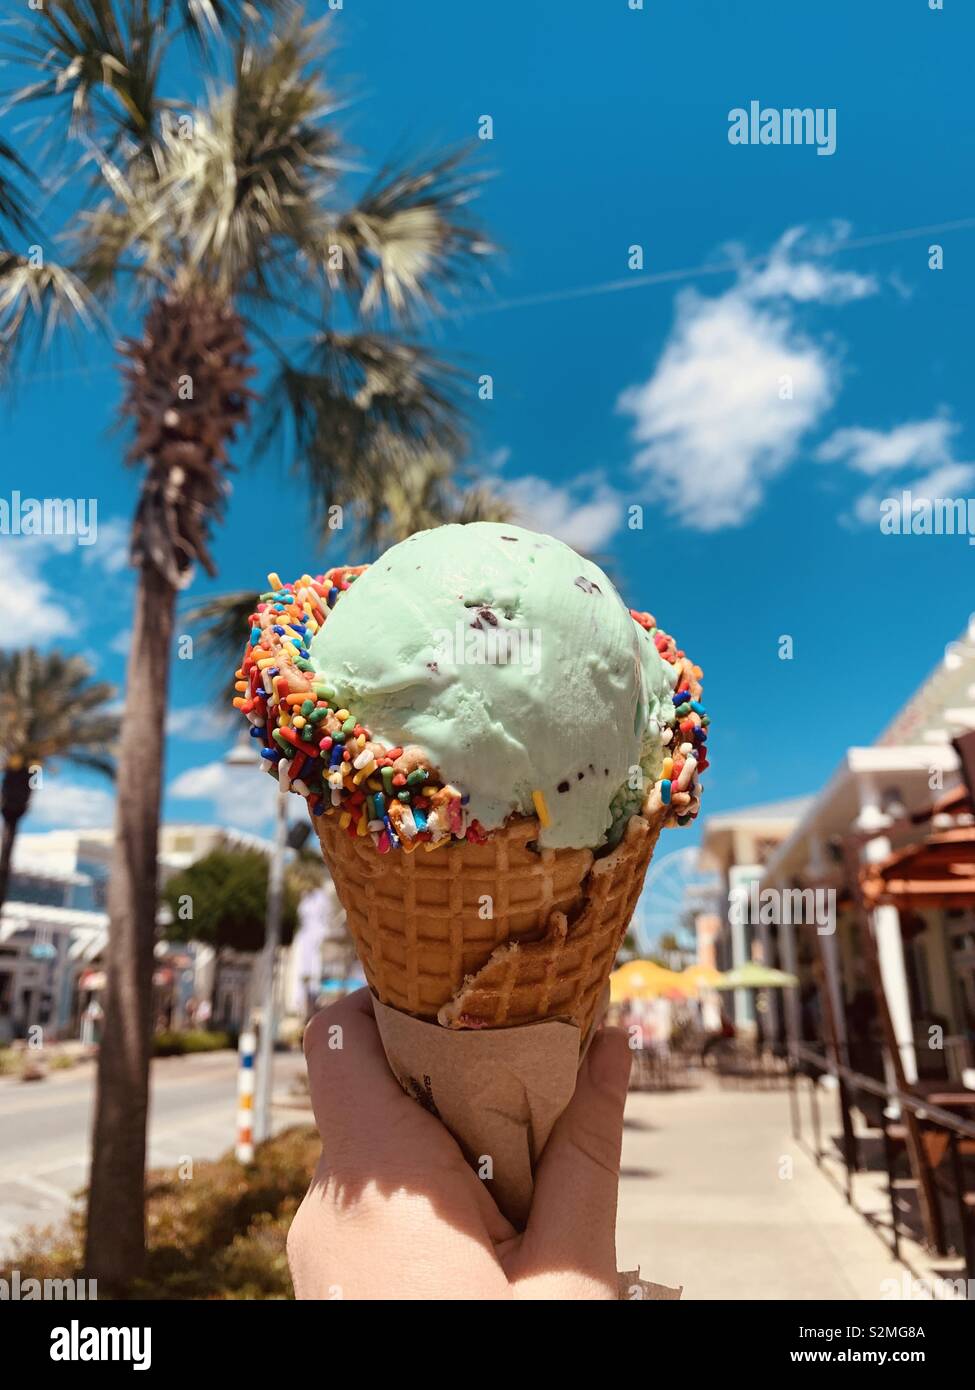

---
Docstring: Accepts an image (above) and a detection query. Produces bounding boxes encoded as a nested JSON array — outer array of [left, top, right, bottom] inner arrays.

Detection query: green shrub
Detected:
[[13, 1126, 319, 1299], [152, 1030, 232, 1057], [0, 1049, 20, 1076]]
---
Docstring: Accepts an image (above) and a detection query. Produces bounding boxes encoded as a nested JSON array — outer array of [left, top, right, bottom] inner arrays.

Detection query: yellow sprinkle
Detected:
[[532, 789, 551, 827], [356, 734, 366, 749], [267, 572, 282, 590], [335, 709, 350, 722], [357, 812, 368, 837], [232, 697, 247, 709], [661, 756, 674, 779], [280, 714, 291, 728], [339, 811, 351, 829], [257, 657, 276, 668], [292, 716, 306, 729], [284, 643, 299, 660], [234, 680, 247, 692]]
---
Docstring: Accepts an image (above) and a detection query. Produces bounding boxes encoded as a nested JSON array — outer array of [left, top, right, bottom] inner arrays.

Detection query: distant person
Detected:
[[196, 998, 212, 1030]]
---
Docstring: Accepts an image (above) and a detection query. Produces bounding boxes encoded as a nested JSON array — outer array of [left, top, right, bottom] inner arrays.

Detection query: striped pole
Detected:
[[236, 1030, 257, 1163]]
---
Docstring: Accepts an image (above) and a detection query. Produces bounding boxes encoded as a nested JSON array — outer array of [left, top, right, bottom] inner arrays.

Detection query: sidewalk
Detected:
[[616, 1078, 938, 1300]]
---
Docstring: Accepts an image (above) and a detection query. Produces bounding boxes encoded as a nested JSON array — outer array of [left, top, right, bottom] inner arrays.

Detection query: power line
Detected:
[[9, 215, 974, 385]]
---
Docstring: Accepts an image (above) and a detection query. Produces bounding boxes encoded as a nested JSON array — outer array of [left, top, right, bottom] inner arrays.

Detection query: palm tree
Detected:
[[187, 445, 516, 675], [1, 1, 491, 1288], [0, 650, 118, 912]]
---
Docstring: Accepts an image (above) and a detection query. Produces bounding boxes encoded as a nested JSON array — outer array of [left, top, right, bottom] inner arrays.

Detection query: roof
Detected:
[[878, 626, 975, 747], [703, 795, 814, 829]]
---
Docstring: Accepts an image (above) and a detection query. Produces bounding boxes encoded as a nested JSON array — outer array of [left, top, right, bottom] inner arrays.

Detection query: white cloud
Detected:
[[821, 412, 974, 529], [26, 779, 115, 829], [503, 474, 624, 551], [851, 462, 975, 529], [169, 758, 275, 831], [616, 227, 875, 531], [109, 628, 133, 655], [0, 535, 76, 647], [81, 516, 131, 575], [166, 705, 235, 741], [817, 416, 958, 475], [737, 228, 877, 304]]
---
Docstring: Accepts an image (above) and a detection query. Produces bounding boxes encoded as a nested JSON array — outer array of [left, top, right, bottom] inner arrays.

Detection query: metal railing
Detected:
[[789, 1042, 975, 1280]]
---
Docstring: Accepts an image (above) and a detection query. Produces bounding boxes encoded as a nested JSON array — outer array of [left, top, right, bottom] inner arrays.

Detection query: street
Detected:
[[0, 1050, 306, 1255]]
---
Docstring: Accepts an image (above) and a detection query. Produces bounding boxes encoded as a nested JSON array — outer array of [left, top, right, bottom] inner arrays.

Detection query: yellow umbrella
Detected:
[[678, 964, 723, 994], [610, 960, 687, 1002]]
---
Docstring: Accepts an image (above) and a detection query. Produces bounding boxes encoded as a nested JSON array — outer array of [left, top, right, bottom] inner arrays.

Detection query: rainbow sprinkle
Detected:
[[233, 574, 710, 852]]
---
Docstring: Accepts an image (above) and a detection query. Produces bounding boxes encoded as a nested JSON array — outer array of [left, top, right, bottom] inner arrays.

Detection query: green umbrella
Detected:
[[713, 961, 798, 990]]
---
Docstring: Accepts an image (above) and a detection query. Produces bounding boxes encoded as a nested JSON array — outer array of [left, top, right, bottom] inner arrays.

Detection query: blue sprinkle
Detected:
[[329, 744, 344, 768], [383, 814, 400, 848], [690, 700, 706, 716], [460, 793, 470, 805], [413, 807, 428, 832], [250, 626, 262, 645], [327, 587, 339, 608], [249, 726, 263, 738], [260, 749, 281, 762], [313, 799, 326, 816], [268, 667, 280, 677], [273, 624, 286, 636], [672, 689, 690, 705], [660, 779, 672, 805]]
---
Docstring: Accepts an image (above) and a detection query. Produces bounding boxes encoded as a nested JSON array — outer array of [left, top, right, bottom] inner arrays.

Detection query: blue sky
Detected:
[[2, 0, 973, 846]]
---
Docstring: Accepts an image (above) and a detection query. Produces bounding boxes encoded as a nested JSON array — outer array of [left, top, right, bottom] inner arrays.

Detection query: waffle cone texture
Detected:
[[312, 802, 666, 1042]]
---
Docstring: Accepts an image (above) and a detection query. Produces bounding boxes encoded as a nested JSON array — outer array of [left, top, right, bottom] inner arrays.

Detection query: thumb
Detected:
[[510, 1027, 632, 1297]]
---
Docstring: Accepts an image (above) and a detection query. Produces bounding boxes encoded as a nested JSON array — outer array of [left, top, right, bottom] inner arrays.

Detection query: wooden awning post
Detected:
[[843, 840, 945, 1254]]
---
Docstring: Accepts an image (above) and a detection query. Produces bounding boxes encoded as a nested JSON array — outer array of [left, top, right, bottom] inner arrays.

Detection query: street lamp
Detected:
[[225, 736, 286, 1144]]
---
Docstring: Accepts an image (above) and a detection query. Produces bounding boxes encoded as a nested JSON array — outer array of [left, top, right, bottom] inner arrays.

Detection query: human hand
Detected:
[[287, 989, 632, 1300]]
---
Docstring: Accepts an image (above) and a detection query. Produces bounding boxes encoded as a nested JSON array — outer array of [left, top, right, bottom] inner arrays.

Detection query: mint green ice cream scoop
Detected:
[[308, 522, 678, 849]]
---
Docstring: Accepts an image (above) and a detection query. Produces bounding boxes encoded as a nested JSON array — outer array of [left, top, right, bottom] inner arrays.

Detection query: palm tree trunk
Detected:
[[85, 563, 175, 1291], [0, 765, 32, 915]]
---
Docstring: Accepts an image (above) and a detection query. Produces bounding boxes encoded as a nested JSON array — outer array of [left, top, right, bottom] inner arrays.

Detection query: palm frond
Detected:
[[0, 252, 100, 379], [0, 648, 118, 775], [356, 445, 516, 553], [254, 331, 467, 531], [329, 147, 493, 321], [63, 749, 117, 779], [171, 0, 292, 49], [1, 1, 164, 150], [184, 588, 260, 698], [0, 139, 37, 240]]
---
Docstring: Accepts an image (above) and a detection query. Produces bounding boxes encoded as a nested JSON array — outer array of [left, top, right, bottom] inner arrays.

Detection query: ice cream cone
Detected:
[[313, 796, 666, 1044]]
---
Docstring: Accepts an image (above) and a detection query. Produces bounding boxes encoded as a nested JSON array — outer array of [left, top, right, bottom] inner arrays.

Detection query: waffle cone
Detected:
[[312, 804, 665, 1042]]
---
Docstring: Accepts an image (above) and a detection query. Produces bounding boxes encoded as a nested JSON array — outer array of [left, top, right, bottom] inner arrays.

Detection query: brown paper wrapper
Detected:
[[373, 998, 585, 1227], [372, 998, 681, 1302]]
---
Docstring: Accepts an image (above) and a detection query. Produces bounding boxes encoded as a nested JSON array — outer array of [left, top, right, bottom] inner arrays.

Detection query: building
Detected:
[[699, 623, 975, 1085], [700, 797, 812, 1031], [0, 823, 290, 1043]]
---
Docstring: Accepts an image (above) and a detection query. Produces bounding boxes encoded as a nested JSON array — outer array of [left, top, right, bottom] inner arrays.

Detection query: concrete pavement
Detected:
[[0, 1050, 305, 1254], [616, 1078, 960, 1300]]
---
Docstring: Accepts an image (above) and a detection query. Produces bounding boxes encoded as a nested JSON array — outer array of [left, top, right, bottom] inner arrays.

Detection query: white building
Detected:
[[0, 823, 302, 1042]]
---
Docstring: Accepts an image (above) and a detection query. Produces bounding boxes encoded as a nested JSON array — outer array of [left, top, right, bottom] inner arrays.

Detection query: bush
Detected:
[[152, 1030, 233, 1057], [12, 1126, 319, 1299]]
